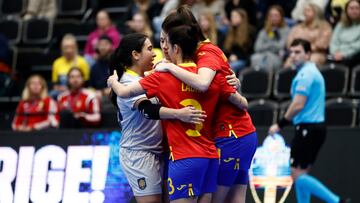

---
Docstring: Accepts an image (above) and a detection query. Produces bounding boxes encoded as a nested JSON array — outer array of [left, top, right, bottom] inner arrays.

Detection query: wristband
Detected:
[[278, 117, 291, 129]]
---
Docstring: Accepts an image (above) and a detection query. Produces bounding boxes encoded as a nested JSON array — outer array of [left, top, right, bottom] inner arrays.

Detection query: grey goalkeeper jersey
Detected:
[[117, 71, 163, 154]]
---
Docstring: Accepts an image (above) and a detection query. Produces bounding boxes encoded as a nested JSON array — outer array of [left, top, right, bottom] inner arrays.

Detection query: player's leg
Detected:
[[167, 158, 210, 203], [229, 184, 247, 203], [119, 148, 163, 203], [226, 132, 258, 203], [199, 158, 219, 203], [213, 132, 257, 203]]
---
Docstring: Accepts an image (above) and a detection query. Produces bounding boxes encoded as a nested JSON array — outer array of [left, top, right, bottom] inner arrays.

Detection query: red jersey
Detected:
[[58, 88, 101, 126], [12, 97, 59, 130], [196, 40, 256, 138], [139, 62, 235, 160]]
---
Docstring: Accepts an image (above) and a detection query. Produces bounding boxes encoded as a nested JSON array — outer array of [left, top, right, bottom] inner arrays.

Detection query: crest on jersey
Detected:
[[138, 177, 147, 190]]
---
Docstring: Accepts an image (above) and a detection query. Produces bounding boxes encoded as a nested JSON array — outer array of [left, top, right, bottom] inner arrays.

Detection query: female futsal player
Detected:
[[155, 6, 258, 203], [111, 33, 207, 203], [108, 27, 248, 203]]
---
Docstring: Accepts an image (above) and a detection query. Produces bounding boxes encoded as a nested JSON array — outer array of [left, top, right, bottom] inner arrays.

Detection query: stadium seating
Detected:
[[0, 0, 24, 16], [239, 68, 273, 99], [325, 97, 358, 127], [248, 99, 278, 126], [58, 0, 87, 17], [278, 100, 292, 119], [23, 18, 53, 44], [350, 65, 360, 97], [0, 17, 22, 44], [320, 63, 349, 97], [273, 67, 297, 100]]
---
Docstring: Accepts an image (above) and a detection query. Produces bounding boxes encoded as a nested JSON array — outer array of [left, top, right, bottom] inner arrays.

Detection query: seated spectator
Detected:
[[126, 12, 153, 40], [84, 10, 121, 66], [12, 75, 59, 131], [251, 5, 290, 70], [285, 3, 332, 67], [330, 0, 360, 68], [23, 0, 57, 20], [225, 0, 257, 27], [291, 0, 328, 21], [198, 10, 224, 46], [124, 0, 152, 21], [51, 34, 90, 98], [58, 68, 101, 128], [223, 9, 256, 74], [325, 0, 349, 25], [192, 0, 226, 24], [89, 35, 113, 99]]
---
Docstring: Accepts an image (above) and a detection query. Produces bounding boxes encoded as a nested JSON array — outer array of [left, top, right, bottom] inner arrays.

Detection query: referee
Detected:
[[269, 39, 349, 203]]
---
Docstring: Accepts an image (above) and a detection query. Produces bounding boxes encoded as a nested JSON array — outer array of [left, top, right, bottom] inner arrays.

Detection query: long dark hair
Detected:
[[109, 33, 148, 109], [168, 25, 199, 61], [162, 5, 206, 42]]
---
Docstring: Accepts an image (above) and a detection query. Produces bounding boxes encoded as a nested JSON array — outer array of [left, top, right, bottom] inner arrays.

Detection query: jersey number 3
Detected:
[[180, 99, 203, 137]]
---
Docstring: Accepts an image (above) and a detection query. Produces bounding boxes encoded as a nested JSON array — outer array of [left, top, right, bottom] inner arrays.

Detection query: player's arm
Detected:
[[107, 70, 146, 98], [228, 92, 248, 110], [135, 99, 206, 124], [155, 62, 216, 92]]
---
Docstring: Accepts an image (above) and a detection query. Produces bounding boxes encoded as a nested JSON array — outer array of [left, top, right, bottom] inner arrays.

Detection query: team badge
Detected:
[[137, 178, 147, 190]]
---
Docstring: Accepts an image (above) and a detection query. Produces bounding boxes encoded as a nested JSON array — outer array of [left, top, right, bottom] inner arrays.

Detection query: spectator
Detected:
[[251, 5, 290, 70], [325, 0, 350, 25], [223, 9, 256, 73], [126, 12, 153, 39], [124, 0, 153, 22], [330, 0, 360, 68], [51, 34, 89, 98], [12, 75, 59, 131], [291, 0, 328, 21], [285, 3, 332, 67], [89, 35, 113, 99], [23, 0, 57, 20], [198, 10, 224, 46], [147, 0, 168, 45], [58, 68, 101, 128], [225, 0, 257, 27], [192, 0, 226, 23], [84, 10, 121, 66]]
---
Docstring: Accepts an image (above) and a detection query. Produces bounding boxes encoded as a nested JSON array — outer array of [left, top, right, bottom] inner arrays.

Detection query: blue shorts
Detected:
[[215, 131, 258, 186], [167, 158, 218, 201]]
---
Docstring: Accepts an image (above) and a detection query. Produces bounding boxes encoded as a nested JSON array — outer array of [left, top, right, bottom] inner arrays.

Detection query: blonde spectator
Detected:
[[51, 34, 89, 98], [198, 10, 222, 45], [12, 75, 59, 131], [291, 0, 328, 21], [330, 0, 360, 68], [251, 5, 290, 70], [285, 3, 332, 67], [127, 12, 153, 39], [224, 9, 256, 73]]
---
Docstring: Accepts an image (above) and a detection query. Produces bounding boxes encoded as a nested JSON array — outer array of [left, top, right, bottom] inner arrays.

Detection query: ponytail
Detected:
[[109, 33, 148, 109]]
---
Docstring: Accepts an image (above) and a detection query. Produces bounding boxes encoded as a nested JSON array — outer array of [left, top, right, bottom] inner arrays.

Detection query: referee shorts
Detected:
[[290, 122, 326, 169]]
